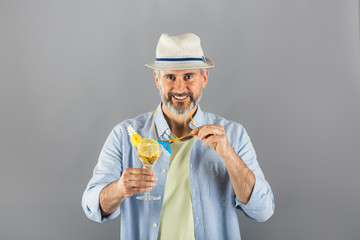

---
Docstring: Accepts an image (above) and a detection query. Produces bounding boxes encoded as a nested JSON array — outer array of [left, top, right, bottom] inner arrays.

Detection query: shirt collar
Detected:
[[190, 104, 205, 129], [153, 103, 171, 139], [153, 103, 206, 139]]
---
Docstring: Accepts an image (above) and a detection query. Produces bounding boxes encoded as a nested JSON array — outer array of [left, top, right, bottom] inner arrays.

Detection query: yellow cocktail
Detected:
[[137, 138, 161, 166], [135, 138, 163, 200]]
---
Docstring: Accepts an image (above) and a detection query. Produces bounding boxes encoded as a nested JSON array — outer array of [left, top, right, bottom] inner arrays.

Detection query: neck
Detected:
[[161, 103, 197, 137]]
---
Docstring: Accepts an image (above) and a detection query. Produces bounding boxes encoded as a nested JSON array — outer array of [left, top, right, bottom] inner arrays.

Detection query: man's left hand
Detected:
[[191, 124, 233, 158]]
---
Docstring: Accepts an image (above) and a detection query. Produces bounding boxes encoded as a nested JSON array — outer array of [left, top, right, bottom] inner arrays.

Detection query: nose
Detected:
[[173, 80, 187, 93]]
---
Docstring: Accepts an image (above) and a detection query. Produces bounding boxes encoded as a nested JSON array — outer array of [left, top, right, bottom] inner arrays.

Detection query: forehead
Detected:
[[159, 69, 201, 76]]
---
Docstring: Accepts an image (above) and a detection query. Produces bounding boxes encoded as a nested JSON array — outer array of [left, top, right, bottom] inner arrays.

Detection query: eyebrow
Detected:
[[163, 74, 175, 78], [163, 72, 196, 78], [184, 72, 195, 76]]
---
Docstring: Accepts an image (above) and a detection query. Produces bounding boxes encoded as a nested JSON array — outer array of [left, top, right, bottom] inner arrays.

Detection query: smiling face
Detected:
[[154, 69, 208, 115]]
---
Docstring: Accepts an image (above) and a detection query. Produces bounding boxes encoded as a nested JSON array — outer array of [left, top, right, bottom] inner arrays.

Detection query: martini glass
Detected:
[[136, 145, 163, 200]]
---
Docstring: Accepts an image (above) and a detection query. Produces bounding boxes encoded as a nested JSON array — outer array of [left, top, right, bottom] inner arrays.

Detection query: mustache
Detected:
[[168, 92, 193, 101]]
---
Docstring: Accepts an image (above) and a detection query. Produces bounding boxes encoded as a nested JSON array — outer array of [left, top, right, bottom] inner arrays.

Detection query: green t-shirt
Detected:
[[157, 133, 195, 240]]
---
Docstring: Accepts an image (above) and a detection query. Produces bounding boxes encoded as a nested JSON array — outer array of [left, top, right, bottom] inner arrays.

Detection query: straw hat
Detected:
[[145, 33, 214, 70]]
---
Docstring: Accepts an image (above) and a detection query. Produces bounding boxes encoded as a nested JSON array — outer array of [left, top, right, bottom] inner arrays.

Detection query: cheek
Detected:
[[189, 84, 202, 94], [159, 85, 171, 96], [161, 83, 175, 93], [162, 85, 171, 93]]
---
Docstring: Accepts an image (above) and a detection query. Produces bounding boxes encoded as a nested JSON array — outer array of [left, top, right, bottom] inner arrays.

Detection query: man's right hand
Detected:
[[117, 168, 157, 198], [100, 168, 157, 217]]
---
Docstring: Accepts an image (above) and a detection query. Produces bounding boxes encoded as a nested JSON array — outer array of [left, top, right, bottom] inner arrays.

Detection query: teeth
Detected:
[[174, 95, 187, 100]]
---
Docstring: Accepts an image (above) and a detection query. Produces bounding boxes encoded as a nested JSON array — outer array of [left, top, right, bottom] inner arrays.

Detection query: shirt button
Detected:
[[153, 223, 158, 227], [190, 164, 193, 169], [196, 217, 199, 223], [162, 169, 167, 173]]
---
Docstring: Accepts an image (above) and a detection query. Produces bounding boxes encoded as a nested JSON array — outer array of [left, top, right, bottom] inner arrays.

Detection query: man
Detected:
[[82, 33, 275, 240]]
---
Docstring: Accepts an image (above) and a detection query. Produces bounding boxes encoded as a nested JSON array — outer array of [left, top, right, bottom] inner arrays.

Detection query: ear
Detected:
[[154, 71, 160, 89], [202, 69, 209, 88]]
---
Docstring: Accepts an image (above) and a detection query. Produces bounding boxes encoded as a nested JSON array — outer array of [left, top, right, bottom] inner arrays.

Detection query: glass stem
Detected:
[[144, 164, 153, 196]]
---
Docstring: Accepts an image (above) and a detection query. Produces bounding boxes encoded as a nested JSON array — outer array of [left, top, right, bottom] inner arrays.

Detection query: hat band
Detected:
[[155, 56, 206, 63]]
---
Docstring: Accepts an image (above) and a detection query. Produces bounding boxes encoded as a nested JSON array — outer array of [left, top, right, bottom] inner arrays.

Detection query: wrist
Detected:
[[115, 178, 126, 199], [219, 143, 237, 160]]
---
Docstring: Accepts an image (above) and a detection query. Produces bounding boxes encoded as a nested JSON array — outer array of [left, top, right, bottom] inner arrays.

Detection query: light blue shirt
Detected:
[[82, 104, 275, 240]]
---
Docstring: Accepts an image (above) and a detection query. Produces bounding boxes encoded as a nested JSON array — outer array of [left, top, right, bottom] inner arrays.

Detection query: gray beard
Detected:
[[159, 89, 202, 115]]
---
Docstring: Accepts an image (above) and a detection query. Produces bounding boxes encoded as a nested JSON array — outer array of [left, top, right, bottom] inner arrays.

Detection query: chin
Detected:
[[165, 102, 189, 115]]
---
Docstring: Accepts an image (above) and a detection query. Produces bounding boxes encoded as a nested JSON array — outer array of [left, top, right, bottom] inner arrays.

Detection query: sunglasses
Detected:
[[152, 102, 195, 144]]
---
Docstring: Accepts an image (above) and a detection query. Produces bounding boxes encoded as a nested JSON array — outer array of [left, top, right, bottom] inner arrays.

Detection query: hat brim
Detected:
[[145, 57, 214, 70]]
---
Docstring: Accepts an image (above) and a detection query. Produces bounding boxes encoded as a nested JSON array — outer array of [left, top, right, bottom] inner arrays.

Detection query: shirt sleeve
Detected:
[[234, 126, 275, 222], [81, 126, 123, 223]]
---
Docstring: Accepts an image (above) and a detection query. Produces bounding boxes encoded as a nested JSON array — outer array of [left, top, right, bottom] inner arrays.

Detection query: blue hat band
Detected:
[[155, 56, 206, 63]]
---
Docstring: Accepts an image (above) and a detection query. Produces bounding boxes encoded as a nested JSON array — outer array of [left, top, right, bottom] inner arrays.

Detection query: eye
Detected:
[[166, 75, 175, 80], [185, 75, 192, 80]]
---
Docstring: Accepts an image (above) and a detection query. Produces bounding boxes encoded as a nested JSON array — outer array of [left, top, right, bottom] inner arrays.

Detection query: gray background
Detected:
[[1, 0, 359, 239]]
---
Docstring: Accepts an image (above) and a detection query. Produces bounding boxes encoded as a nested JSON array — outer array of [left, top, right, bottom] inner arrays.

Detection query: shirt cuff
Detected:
[[82, 184, 121, 223], [235, 176, 259, 207], [235, 175, 274, 222]]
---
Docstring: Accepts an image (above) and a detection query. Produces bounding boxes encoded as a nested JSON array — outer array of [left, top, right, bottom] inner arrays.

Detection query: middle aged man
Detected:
[[82, 33, 275, 240]]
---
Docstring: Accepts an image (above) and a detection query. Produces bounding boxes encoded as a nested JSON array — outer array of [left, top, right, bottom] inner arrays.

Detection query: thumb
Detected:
[[191, 127, 200, 135]]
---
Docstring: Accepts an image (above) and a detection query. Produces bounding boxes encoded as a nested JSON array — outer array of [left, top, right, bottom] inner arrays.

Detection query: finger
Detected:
[[135, 187, 154, 193], [191, 127, 200, 135], [123, 187, 154, 196], [191, 125, 211, 135], [124, 168, 155, 176], [197, 125, 215, 138], [202, 134, 220, 146], [125, 174, 157, 182], [197, 125, 224, 141], [126, 180, 157, 188], [195, 125, 208, 140]]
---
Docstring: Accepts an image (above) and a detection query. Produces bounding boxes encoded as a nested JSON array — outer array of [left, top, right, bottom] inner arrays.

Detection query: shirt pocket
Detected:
[[208, 162, 231, 200]]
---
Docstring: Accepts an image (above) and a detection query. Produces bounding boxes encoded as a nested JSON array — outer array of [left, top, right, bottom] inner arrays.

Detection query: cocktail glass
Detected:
[[135, 145, 163, 200]]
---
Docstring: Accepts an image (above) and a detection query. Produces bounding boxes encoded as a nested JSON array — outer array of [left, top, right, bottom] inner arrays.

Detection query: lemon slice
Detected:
[[131, 134, 142, 147], [127, 125, 142, 147]]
